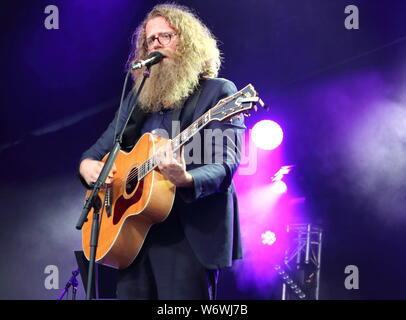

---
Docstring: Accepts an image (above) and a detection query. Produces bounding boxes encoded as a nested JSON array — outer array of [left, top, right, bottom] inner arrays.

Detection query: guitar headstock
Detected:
[[210, 84, 266, 122]]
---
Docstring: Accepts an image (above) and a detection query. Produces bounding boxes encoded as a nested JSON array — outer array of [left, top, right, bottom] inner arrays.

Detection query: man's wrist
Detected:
[[179, 172, 194, 188]]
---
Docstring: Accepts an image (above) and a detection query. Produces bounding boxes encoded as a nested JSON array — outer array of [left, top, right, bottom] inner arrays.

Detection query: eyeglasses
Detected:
[[146, 32, 177, 48]]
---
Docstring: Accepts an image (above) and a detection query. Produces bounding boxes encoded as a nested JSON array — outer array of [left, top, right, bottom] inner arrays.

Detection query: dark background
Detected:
[[1, 0, 406, 299]]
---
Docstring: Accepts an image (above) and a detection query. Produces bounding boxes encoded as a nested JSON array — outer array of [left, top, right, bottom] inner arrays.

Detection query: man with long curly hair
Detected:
[[79, 3, 244, 300]]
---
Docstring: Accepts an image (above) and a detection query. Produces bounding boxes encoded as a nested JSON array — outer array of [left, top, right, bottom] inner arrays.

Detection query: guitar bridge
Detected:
[[104, 185, 112, 217]]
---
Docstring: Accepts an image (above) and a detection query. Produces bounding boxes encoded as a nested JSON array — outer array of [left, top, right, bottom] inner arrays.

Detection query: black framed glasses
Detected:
[[146, 32, 177, 48]]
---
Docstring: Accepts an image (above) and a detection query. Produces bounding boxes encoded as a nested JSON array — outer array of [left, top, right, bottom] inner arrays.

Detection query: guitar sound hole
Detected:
[[125, 177, 139, 194]]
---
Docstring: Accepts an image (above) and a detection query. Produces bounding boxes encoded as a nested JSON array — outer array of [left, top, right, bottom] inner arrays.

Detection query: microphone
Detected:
[[131, 51, 165, 70]]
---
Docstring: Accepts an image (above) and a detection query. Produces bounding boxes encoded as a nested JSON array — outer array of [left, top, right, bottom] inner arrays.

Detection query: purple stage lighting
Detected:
[[251, 120, 284, 150]]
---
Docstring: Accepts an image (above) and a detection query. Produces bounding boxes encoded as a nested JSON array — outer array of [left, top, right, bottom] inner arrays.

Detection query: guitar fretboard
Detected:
[[125, 85, 253, 184], [131, 110, 212, 181]]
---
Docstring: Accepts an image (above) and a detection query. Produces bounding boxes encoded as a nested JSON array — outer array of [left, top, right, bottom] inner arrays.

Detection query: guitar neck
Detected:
[[136, 110, 212, 181], [170, 89, 244, 155], [135, 87, 251, 181]]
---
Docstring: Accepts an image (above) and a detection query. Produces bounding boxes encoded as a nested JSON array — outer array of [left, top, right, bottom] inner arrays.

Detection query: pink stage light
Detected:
[[251, 120, 283, 150], [271, 180, 288, 194]]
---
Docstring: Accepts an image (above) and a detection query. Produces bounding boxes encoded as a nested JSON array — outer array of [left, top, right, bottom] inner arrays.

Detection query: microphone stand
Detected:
[[75, 67, 150, 300], [57, 269, 80, 300]]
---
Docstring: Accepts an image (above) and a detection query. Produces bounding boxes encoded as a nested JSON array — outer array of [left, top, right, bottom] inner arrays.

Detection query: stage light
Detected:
[[271, 180, 287, 194], [261, 230, 277, 245], [272, 165, 294, 182], [251, 120, 283, 150], [274, 265, 307, 299]]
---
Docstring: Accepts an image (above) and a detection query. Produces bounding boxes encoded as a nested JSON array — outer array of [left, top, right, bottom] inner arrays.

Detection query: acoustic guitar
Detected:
[[82, 83, 264, 269]]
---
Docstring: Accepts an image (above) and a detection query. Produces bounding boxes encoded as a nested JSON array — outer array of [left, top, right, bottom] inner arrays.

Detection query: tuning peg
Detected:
[[243, 112, 251, 117]]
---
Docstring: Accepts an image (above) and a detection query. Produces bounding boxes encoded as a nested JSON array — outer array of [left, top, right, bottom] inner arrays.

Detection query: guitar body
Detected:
[[82, 133, 176, 269]]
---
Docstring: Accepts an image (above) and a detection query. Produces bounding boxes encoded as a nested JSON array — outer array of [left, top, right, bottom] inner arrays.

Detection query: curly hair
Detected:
[[127, 3, 221, 79]]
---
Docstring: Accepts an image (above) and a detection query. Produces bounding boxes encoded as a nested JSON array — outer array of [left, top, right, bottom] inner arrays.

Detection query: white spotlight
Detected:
[[261, 230, 277, 245]]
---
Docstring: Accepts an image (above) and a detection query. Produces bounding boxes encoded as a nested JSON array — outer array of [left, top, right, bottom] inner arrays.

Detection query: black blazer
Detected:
[[80, 78, 244, 269]]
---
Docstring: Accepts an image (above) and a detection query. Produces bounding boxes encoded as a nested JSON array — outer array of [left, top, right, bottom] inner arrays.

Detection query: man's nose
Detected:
[[151, 38, 163, 50]]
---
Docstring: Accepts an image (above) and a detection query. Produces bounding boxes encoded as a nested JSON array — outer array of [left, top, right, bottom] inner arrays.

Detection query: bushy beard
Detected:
[[134, 48, 201, 113]]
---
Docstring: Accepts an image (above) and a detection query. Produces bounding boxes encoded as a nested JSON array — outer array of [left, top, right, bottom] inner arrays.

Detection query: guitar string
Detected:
[[123, 108, 211, 184], [123, 90, 246, 184], [125, 114, 207, 183], [124, 91, 245, 184], [124, 91, 247, 184]]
